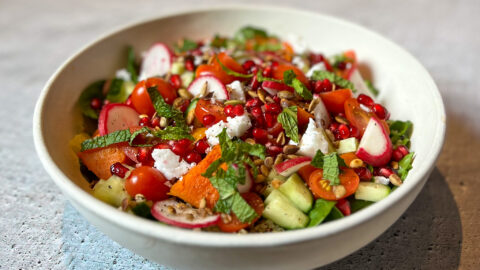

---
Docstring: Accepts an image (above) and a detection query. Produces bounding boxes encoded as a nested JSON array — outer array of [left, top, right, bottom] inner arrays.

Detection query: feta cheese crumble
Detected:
[[115, 68, 131, 81], [152, 149, 195, 179], [205, 114, 252, 146], [297, 118, 331, 157], [227, 80, 246, 101], [292, 56, 306, 71]]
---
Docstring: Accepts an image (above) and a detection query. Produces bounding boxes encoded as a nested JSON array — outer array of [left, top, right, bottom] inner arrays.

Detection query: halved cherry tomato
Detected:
[[307, 168, 359, 201], [194, 99, 227, 125], [130, 78, 177, 116], [297, 107, 314, 128], [272, 63, 309, 87], [217, 192, 264, 232], [281, 42, 294, 61], [344, 98, 389, 136], [216, 52, 246, 74], [298, 164, 317, 182], [196, 52, 246, 84], [125, 166, 169, 201], [319, 89, 353, 114]]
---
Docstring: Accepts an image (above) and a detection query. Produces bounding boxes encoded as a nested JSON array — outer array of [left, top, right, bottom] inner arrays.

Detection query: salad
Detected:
[[71, 26, 414, 233]]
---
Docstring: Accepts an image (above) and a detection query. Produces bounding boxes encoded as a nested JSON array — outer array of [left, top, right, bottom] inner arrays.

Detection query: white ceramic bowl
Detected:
[[33, 6, 445, 270]]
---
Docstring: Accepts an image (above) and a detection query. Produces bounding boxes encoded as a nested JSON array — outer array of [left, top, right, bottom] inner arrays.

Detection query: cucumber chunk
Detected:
[[92, 175, 128, 207], [278, 173, 313, 213], [308, 199, 336, 227], [181, 71, 194, 88], [263, 193, 309, 229], [337, 137, 358, 154], [263, 169, 287, 196], [350, 199, 374, 213], [355, 182, 391, 202]]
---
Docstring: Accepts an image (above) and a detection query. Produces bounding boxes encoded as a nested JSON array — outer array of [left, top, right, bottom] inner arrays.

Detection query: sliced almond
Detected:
[[389, 174, 403, 186], [349, 159, 364, 168]]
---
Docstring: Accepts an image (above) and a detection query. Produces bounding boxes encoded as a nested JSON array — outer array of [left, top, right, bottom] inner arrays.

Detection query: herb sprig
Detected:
[[277, 106, 299, 143], [311, 151, 346, 186]]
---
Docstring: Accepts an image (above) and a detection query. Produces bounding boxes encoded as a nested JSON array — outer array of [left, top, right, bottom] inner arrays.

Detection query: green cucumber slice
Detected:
[[278, 173, 313, 213], [354, 182, 391, 202], [263, 192, 309, 229]]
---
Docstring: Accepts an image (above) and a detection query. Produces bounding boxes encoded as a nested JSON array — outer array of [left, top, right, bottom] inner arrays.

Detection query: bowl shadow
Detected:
[[319, 167, 462, 269]]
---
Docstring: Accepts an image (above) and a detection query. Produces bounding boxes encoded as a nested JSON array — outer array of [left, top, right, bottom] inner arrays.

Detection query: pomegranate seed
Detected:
[[233, 104, 244, 116], [125, 97, 133, 106], [309, 53, 324, 64], [252, 128, 268, 143], [90, 98, 101, 110], [334, 130, 343, 140], [272, 95, 281, 104], [357, 94, 374, 108], [329, 122, 339, 133], [372, 104, 389, 120], [354, 167, 372, 181], [378, 167, 394, 178], [172, 139, 192, 157], [265, 103, 281, 114], [242, 60, 256, 72], [336, 61, 347, 70], [136, 148, 152, 164], [154, 143, 170, 150], [250, 69, 260, 90], [250, 107, 263, 118], [271, 61, 279, 68], [110, 162, 129, 178], [202, 114, 216, 126], [392, 146, 409, 161], [314, 79, 333, 93], [195, 139, 209, 154], [246, 98, 261, 108], [338, 124, 350, 139], [349, 125, 360, 138], [397, 145, 409, 156], [169, 74, 182, 89], [151, 117, 160, 128], [224, 105, 235, 117], [262, 66, 273, 77], [139, 117, 150, 127], [254, 115, 266, 127], [264, 112, 276, 128], [267, 145, 283, 156], [185, 152, 202, 164], [185, 57, 194, 71]]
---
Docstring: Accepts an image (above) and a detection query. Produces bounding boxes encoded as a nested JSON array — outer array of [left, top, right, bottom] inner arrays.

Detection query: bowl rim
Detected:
[[33, 5, 446, 248]]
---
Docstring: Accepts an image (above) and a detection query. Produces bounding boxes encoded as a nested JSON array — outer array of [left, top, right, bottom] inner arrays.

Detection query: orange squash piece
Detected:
[[169, 145, 223, 209], [298, 164, 317, 182], [340, 152, 359, 167], [78, 143, 128, 180]]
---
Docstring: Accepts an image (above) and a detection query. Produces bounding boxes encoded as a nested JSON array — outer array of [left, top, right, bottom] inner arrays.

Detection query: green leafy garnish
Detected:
[[324, 206, 344, 222], [283, 70, 296, 85], [332, 54, 348, 68], [106, 78, 124, 102], [210, 34, 227, 48], [277, 106, 299, 143], [256, 70, 282, 83], [311, 70, 356, 92], [216, 57, 253, 78], [308, 199, 336, 227], [350, 199, 374, 213], [126, 46, 138, 83], [365, 80, 379, 96], [234, 26, 268, 43], [81, 129, 132, 151], [311, 151, 346, 186], [253, 42, 282, 52], [77, 80, 105, 119], [202, 129, 266, 223], [282, 70, 312, 100], [398, 152, 415, 180], [388, 120, 413, 147], [152, 126, 193, 141], [131, 202, 155, 220], [147, 87, 188, 130], [174, 39, 198, 53]]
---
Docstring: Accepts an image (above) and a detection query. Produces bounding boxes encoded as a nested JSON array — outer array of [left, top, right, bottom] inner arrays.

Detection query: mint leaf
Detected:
[[311, 150, 325, 168], [234, 26, 267, 43], [277, 106, 299, 143], [398, 152, 415, 180], [230, 192, 258, 222], [216, 57, 253, 78], [174, 39, 198, 53], [131, 202, 155, 220], [322, 153, 346, 186], [311, 70, 356, 92], [147, 87, 187, 129], [283, 70, 296, 85], [106, 78, 125, 103], [77, 80, 105, 119], [388, 120, 413, 147], [152, 126, 193, 141], [365, 80, 379, 96], [256, 70, 282, 83], [81, 129, 131, 151], [126, 46, 138, 83], [292, 78, 313, 100]]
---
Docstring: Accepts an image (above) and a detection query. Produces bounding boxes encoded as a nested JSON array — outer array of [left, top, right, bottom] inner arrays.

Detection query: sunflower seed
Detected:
[[224, 99, 244, 105], [247, 90, 258, 98], [278, 91, 294, 99], [283, 145, 299, 155], [264, 157, 274, 168], [178, 88, 193, 99]]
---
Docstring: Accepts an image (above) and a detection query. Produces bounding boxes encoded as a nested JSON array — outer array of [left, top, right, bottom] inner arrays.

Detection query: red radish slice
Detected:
[[274, 156, 312, 177], [232, 164, 253, 193], [187, 76, 229, 100], [151, 199, 220, 229], [261, 81, 294, 96], [139, 43, 173, 80], [98, 103, 140, 135], [356, 117, 393, 166]]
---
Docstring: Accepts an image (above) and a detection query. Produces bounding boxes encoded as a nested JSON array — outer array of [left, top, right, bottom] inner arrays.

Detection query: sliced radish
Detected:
[[188, 76, 229, 100], [232, 164, 253, 193], [356, 117, 393, 166], [98, 103, 140, 135], [261, 81, 294, 96], [312, 96, 330, 129], [151, 199, 220, 229], [274, 156, 312, 177], [349, 69, 373, 97], [139, 43, 173, 81]]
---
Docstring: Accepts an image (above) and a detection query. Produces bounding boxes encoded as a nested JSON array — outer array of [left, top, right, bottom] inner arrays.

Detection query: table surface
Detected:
[[1, 0, 479, 269]]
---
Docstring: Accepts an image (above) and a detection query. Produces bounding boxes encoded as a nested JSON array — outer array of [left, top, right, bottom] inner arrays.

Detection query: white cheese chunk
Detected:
[[152, 149, 195, 180], [297, 118, 331, 157], [115, 68, 131, 81], [306, 62, 326, 77], [227, 80, 246, 101], [204, 114, 252, 146]]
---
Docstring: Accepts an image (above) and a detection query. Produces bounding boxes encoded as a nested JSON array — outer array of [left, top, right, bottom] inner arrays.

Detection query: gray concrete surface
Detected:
[[1, 0, 479, 269]]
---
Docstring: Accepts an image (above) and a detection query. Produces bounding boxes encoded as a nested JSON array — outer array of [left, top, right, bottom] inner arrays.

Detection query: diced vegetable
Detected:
[[263, 190, 309, 229], [354, 182, 391, 202], [278, 173, 313, 212], [92, 175, 128, 207], [308, 199, 336, 227]]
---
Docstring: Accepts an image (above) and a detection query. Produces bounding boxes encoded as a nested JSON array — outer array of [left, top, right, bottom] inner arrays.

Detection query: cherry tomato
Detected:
[[344, 98, 389, 136], [130, 78, 177, 116], [217, 192, 264, 233], [194, 99, 227, 125], [195, 52, 246, 84], [272, 63, 309, 87], [216, 52, 245, 74], [125, 166, 169, 201], [298, 164, 317, 182], [307, 168, 359, 201], [319, 89, 353, 114]]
